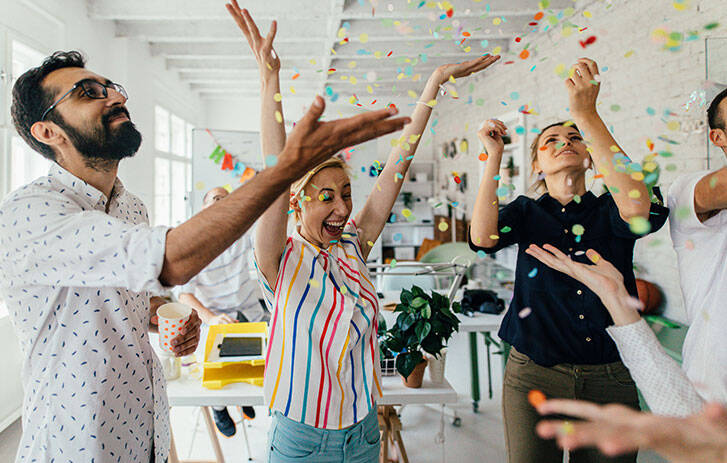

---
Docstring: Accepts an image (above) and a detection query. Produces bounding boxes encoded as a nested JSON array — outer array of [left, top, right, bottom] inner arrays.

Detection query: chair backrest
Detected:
[[419, 242, 478, 266]]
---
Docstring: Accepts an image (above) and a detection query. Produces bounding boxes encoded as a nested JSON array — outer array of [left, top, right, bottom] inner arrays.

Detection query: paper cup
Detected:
[[157, 303, 192, 354]]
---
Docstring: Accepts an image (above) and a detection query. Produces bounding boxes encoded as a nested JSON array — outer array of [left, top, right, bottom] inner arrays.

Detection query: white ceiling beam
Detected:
[[319, 0, 347, 96], [150, 41, 323, 57], [115, 20, 327, 42], [89, 0, 329, 20], [166, 57, 320, 69]]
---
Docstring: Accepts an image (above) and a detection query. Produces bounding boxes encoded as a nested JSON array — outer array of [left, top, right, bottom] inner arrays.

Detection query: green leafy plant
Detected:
[[380, 286, 461, 378]]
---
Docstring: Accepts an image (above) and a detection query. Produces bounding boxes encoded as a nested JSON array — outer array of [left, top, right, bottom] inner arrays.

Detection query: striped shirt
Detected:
[[179, 234, 264, 322], [256, 221, 382, 429]]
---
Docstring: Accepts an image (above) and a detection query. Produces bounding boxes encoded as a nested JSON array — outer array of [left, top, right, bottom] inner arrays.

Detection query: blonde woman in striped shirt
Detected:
[[226, 4, 500, 461]]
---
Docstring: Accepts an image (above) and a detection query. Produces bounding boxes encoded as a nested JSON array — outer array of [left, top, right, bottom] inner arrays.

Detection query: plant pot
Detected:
[[401, 358, 428, 388], [426, 350, 446, 385]]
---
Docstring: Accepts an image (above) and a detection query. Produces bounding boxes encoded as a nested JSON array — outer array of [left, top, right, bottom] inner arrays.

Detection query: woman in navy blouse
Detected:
[[470, 58, 669, 463]]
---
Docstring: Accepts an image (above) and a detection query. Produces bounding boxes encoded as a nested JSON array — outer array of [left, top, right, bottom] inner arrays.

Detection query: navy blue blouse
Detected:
[[469, 192, 669, 367]]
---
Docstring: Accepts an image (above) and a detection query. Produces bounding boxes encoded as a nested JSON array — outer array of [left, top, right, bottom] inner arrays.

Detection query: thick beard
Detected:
[[52, 109, 142, 172]]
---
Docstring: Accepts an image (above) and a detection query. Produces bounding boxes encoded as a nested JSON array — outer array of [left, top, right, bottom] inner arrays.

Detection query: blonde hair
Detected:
[[289, 157, 351, 221]]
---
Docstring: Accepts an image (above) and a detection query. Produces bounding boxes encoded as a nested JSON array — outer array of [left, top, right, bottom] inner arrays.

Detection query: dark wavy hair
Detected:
[[707, 87, 727, 130], [11, 50, 86, 161]]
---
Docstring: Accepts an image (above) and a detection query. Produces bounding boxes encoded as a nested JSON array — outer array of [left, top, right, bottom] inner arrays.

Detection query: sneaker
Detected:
[[212, 407, 236, 437], [242, 406, 256, 420]]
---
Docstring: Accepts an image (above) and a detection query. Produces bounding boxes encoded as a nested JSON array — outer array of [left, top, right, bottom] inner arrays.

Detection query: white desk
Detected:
[[166, 375, 457, 463], [166, 375, 457, 408]]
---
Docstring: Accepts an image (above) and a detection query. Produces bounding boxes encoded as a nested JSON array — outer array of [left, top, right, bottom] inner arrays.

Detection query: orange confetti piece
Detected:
[[463, 31, 471, 37], [528, 389, 546, 407], [519, 49, 530, 59], [292, 73, 300, 80], [539, 145, 548, 151], [594, 174, 604, 179], [534, 11, 544, 20], [479, 152, 488, 161]]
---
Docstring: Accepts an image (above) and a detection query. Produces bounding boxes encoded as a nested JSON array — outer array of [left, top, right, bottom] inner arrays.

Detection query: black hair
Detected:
[[11, 50, 86, 161], [707, 87, 727, 130]]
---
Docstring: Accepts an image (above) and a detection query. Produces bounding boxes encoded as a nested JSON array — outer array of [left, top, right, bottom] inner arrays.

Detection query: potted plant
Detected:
[[380, 286, 461, 388]]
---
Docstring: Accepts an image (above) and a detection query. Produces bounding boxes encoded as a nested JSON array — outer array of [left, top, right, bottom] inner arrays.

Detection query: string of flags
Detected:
[[205, 129, 257, 183]]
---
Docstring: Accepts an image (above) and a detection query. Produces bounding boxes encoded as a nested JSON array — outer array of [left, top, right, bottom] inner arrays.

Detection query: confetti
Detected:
[[438, 221, 449, 232], [572, 224, 585, 236], [194, 181, 205, 191], [309, 279, 320, 288], [477, 250, 487, 259], [265, 155, 278, 167], [273, 93, 282, 102], [275, 110, 282, 123], [528, 389, 546, 407], [390, 259, 397, 269], [518, 307, 532, 319], [528, 268, 538, 278], [629, 216, 651, 235]]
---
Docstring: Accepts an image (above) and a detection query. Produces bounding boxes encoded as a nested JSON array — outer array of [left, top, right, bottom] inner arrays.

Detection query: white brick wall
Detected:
[[430, 0, 727, 322]]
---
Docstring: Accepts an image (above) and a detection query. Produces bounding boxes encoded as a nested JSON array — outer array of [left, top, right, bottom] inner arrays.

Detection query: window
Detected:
[[153, 105, 193, 226]]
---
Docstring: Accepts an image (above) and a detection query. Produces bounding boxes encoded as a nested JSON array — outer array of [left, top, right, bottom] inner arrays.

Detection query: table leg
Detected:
[[484, 331, 493, 400], [469, 332, 480, 413], [201, 407, 226, 463]]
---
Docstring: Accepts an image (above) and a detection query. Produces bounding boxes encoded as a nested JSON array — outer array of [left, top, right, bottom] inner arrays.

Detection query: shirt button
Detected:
[[585, 337, 592, 342], [577, 290, 583, 295], [579, 314, 585, 320]]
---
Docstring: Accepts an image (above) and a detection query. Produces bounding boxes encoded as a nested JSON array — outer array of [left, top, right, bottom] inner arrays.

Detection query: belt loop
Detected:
[[320, 431, 328, 453]]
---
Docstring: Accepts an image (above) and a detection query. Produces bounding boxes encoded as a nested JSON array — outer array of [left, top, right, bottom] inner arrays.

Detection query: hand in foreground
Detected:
[[277, 96, 410, 176], [226, 1, 280, 78], [524, 244, 641, 325], [536, 399, 727, 463], [477, 118, 507, 158], [432, 54, 500, 85], [152, 309, 202, 357], [566, 57, 600, 116]]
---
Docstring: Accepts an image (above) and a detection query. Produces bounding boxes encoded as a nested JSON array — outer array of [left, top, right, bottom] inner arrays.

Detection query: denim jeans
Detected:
[[267, 406, 380, 463]]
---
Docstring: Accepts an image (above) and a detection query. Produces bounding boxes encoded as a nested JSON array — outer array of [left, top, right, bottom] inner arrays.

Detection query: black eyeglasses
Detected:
[[40, 79, 128, 121]]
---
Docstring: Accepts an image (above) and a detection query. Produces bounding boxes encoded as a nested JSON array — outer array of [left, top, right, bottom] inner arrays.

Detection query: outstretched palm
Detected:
[[525, 244, 624, 299], [433, 54, 500, 85], [226, 1, 280, 77]]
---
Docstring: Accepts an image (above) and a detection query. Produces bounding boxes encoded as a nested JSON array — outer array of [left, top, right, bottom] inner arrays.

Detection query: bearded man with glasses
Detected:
[[2, 50, 409, 463]]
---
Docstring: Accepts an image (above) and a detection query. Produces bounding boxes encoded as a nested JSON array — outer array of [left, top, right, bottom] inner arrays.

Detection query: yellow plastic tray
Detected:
[[202, 322, 267, 390]]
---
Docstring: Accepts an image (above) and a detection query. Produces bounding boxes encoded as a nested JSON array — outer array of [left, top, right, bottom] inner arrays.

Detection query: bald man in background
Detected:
[[178, 186, 265, 436]]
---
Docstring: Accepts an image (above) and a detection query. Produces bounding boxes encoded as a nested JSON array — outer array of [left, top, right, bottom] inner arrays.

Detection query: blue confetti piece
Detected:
[[477, 250, 487, 259], [480, 39, 489, 48], [510, 91, 520, 100], [265, 155, 278, 167], [528, 268, 538, 278]]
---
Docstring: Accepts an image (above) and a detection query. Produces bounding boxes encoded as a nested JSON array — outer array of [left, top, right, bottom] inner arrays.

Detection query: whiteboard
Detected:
[[191, 128, 265, 215]]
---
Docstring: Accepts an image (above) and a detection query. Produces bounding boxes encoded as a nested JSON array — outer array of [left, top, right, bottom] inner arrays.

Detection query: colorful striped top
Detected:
[[256, 220, 382, 429]]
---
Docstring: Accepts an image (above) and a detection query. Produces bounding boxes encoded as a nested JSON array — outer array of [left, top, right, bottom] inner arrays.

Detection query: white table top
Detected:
[[166, 375, 457, 407]]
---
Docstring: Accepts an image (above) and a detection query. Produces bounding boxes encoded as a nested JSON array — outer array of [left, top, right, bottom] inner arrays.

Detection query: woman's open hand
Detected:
[[226, 1, 280, 80]]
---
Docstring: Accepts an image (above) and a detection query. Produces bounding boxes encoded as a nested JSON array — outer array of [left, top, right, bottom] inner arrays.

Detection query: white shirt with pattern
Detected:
[[0, 165, 171, 463], [179, 234, 264, 322]]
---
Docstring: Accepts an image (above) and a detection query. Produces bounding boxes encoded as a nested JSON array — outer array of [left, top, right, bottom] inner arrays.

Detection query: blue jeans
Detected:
[[267, 406, 380, 463]]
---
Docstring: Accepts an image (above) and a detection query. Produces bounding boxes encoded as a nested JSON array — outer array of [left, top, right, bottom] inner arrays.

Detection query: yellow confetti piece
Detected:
[[304, 195, 311, 202], [275, 110, 282, 123], [583, 10, 592, 18], [460, 140, 468, 153], [588, 252, 600, 264], [561, 26, 574, 37], [631, 172, 645, 181], [408, 134, 421, 143], [609, 145, 620, 152], [572, 224, 585, 235], [367, 241, 375, 247], [290, 86, 296, 94], [360, 33, 369, 43], [628, 189, 641, 198], [402, 209, 412, 218], [463, 46, 471, 52], [489, 234, 499, 240], [194, 181, 205, 191], [350, 76, 358, 85], [667, 120, 680, 131], [629, 216, 651, 235], [223, 184, 232, 192], [624, 50, 635, 58], [348, 61, 357, 69], [449, 75, 456, 83], [426, 99, 437, 107], [309, 58, 317, 65], [673, 1, 688, 10], [493, 17, 501, 25], [341, 286, 347, 294], [349, 96, 357, 104], [273, 93, 282, 102], [438, 221, 449, 232], [408, 90, 418, 98], [493, 46, 502, 54], [367, 85, 373, 94], [309, 279, 320, 288], [374, 51, 383, 58]]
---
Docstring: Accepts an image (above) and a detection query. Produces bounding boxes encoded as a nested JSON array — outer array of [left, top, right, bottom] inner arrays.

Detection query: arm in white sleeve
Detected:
[[606, 319, 704, 416]]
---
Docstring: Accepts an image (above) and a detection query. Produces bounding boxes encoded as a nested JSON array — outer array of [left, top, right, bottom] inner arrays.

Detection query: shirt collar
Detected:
[[48, 163, 126, 211], [292, 226, 339, 257], [536, 190, 597, 214]]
